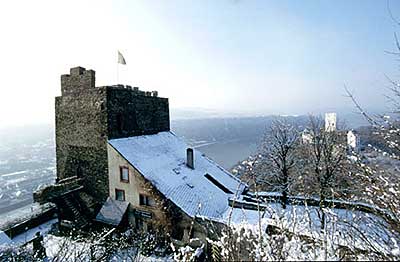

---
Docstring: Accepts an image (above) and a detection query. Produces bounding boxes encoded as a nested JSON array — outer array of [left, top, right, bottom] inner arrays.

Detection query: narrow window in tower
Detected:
[[120, 166, 129, 183], [76, 165, 83, 178], [116, 113, 124, 134]]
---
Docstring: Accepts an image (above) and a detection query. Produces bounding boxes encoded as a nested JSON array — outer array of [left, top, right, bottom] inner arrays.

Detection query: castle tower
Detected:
[[55, 67, 170, 201], [325, 112, 337, 132]]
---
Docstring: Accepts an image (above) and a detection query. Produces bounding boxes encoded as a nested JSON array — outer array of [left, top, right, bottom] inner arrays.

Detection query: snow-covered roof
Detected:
[[95, 197, 129, 226], [108, 131, 246, 221], [0, 231, 12, 246]]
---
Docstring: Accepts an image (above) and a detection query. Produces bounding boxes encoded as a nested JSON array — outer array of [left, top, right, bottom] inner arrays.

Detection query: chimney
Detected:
[[186, 148, 194, 169]]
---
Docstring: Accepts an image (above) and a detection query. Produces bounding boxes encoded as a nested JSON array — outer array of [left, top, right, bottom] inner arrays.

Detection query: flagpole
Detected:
[[117, 50, 126, 84], [117, 52, 119, 84]]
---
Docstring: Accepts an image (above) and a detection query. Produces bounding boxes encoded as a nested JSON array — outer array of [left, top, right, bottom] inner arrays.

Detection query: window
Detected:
[[115, 189, 125, 201], [116, 113, 124, 134], [147, 223, 153, 233], [136, 217, 144, 230], [76, 165, 83, 177], [172, 226, 184, 240], [120, 166, 129, 183], [139, 194, 155, 206], [134, 210, 153, 232]]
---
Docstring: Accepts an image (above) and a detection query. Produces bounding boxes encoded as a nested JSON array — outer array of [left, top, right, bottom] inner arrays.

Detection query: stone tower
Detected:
[[55, 66, 170, 201]]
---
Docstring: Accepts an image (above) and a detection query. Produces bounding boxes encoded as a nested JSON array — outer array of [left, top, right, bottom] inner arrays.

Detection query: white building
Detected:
[[301, 129, 313, 144], [325, 112, 337, 132], [347, 130, 360, 152]]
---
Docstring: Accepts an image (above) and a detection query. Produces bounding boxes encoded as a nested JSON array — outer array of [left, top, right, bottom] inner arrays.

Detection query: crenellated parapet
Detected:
[[61, 66, 95, 96]]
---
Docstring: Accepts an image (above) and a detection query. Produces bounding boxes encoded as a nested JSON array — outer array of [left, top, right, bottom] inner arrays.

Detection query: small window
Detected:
[[139, 194, 155, 206], [115, 189, 125, 201], [147, 223, 153, 233], [172, 226, 184, 241], [120, 166, 129, 183], [116, 113, 124, 134], [76, 165, 83, 177], [136, 217, 144, 230]]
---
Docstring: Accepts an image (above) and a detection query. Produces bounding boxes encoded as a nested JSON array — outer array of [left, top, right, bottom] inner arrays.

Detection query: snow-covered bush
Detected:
[[170, 241, 204, 262], [0, 244, 36, 261], [208, 202, 398, 261]]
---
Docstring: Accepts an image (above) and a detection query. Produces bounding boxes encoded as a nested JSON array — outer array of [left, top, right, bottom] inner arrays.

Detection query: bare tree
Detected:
[[304, 116, 347, 230], [259, 119, 299, 208]]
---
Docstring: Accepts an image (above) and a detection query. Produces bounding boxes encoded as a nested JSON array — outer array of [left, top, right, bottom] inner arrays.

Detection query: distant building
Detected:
[[347, 130, 360, 153], [301, 113, 338, 144], [325, 112, 337, 132], [301, 113, 359, 156], [301, 129, 313, 144]]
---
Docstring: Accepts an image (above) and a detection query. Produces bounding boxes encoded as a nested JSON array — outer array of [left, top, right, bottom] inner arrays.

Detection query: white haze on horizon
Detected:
[[0, 0, 398, 127]]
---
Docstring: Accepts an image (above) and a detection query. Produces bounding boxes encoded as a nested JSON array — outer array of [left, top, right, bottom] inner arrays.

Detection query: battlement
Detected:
[[60, 67, 160, 98], [108, 84, 158, 97], [61, 66, 95, 96]]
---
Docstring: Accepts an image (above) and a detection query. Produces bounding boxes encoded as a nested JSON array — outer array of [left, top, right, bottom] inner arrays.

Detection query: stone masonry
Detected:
[[55, 66, 169, 201]]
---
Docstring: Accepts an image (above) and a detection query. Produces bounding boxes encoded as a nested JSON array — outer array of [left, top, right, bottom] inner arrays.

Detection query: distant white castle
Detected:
[[325, 112, 337, 132], [301, 112, 359, 152]]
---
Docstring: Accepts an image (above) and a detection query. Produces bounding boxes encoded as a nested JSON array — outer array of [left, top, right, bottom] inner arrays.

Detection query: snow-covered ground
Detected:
[[1, 220, 173, 261], [11, 218, 57, 245], [43, 234, 173, 261]]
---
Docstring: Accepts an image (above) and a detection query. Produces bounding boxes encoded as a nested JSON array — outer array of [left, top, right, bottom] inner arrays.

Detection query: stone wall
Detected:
[[55, 67, 170, 202], [55, 86, 109, 200]]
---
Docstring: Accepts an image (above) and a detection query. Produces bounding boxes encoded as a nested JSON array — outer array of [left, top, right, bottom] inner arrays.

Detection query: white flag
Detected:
[[118, 51, 126, 65]]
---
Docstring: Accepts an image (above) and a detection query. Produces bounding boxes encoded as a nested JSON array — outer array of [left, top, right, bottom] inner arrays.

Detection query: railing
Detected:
[[229, 192, 391, 221]]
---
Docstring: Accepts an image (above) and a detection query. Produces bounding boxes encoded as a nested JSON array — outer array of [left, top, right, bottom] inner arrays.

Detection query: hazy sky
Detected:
[[1, 0, 400, 126]]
